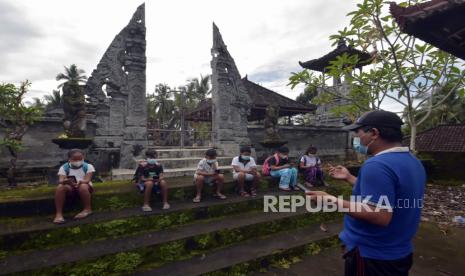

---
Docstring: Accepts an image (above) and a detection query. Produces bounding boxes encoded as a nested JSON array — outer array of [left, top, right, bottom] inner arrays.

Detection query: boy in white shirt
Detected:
[[231, 146, 260, 197], [193, 148, 226, 203], [54, 149, 95, 224]]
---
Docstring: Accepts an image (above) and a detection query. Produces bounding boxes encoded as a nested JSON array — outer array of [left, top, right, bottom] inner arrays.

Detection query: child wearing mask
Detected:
[[300, 146, 326, 187], [269, 146, 299, 191], [231, 146, 260, 197], [135, 149, 170, 212], [193, 148, 226, 203], [54, 149, 95, 224]]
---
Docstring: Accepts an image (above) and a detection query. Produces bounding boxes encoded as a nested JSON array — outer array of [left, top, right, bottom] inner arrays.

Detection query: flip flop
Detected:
[[53, 217, 66, 224], [239, 191, 250, 197], [74, 211, 93, 219], [213, 193, 227, 200], [250, 189, 257, 197], [142, 206, 153, 212], [193, 196, 201, 203]]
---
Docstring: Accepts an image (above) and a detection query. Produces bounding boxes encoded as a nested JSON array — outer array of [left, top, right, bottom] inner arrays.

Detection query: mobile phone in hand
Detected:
[[215, 169, 221, 174], [67, 175, 77, 184]]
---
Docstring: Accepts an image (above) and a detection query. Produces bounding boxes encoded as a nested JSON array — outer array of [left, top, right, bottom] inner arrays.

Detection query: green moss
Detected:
[[205, 236, 341, 275], [1, 197, 264, 254], [0, 180, 131, 203], [21, 212, 342, 275]]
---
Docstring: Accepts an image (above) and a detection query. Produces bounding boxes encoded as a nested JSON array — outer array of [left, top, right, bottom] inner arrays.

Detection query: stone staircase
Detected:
[[0, 174, 351, 275], [111, 147, 235, 180]]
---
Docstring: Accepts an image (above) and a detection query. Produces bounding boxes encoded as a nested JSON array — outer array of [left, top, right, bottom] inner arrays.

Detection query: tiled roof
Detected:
[[413, 124, 465, 152], [299, 40, 372, 72], [242, 77, 315, 112], [185, 78, 316, 122], [390, 0, 465, 60]]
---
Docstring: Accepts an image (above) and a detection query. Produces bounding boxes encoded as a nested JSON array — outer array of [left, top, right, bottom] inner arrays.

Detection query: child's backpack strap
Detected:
[[82, 162, 89, 174], [63, 163, 71, 176], [63, 162, 89, 175]]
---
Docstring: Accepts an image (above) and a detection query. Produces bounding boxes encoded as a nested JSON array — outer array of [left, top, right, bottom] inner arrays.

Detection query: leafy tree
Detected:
[[43, 89, 63, 109], [185, 75, 211, 102], [56, 64, 87, 88], [406, 84, 465, 134], [147, 84, 177, 129], [0, 81, 42, 186], [28, 98, 46, 111], [296, 85, 318, 105], [288, 0, 465, 151]]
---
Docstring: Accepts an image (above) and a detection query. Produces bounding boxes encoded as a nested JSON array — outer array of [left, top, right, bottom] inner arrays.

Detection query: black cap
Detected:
[[343, 110, 403, 131]]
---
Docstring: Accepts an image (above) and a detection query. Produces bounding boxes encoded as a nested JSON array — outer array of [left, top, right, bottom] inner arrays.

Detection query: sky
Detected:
[[0, 0, 402, 111]]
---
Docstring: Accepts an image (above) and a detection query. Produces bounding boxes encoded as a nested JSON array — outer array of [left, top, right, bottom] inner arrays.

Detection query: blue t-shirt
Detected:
[[339, 151, 426, 260]]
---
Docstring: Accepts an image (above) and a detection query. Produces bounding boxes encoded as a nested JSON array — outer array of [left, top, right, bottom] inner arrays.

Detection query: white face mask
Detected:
[[70, 161, 84, 168]]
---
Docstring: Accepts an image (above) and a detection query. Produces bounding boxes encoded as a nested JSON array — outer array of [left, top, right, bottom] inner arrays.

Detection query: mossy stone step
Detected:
[[136, 221, 343, 276], [0, 189, 285, 254], [0, 206, 340, 274], [0, 174, 257, 217], [0, 188, 280, 236]]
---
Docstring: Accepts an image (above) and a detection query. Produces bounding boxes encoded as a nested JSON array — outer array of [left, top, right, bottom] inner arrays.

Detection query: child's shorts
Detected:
[[194, 175, 216, 186], [137, 181, 161, 194]]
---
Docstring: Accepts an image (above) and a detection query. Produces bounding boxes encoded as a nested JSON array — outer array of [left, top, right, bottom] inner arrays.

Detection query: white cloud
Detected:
[[1, 0, 380, 107]]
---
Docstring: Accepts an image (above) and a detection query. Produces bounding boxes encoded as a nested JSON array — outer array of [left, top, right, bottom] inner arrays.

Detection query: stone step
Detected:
[[0, 207, 338, 274], [0, 189, 284, 254], [254, 246, 343, 275], [156, 156, 232, 170], [136, 221, 343, 276], [0, 174, 238, 217], [0, 189, 278, 237], [153, 148, 224, 159]]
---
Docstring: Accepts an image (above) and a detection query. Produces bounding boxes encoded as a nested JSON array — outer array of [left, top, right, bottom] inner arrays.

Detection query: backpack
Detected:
[[262, 154, 280, 176], [63, 162, 89, 176]]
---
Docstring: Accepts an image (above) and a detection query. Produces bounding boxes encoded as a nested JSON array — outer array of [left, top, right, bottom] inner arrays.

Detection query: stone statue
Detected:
[[62, 83, 86, 137], [263, 104, 281, 141]]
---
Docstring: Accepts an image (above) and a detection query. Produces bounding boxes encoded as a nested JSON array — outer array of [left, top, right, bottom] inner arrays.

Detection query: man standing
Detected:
[[308, 110, 425, 276]]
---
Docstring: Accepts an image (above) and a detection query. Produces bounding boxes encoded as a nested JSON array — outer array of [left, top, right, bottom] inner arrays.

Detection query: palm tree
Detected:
[[56, 64, 87, 88], [43, 90, 62, 109], [147, 84, 177, 129], [185, 75, 211, 103], [29, 98, 46, 111]]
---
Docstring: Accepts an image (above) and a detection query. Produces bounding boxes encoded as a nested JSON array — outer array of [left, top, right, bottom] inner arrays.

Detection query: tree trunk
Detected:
[[410, 124, 417, 154], [7, 147, 17, 187]]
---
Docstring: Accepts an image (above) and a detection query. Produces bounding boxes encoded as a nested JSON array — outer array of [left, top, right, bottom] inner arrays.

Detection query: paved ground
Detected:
[[257, 222, 465, 276]]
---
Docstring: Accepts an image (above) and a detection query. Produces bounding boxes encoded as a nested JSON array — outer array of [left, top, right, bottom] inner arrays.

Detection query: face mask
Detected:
[[207, 159, 216, 164], [279, 154, 288, 159], [241, 155, 250, 161], [147, 158, 157, 165], [70, 161, 83, 168]]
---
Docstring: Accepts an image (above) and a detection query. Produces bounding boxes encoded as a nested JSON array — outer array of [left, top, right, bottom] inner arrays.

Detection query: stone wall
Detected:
[[248, 125, 350, 164], [0, 118, 96, 169]]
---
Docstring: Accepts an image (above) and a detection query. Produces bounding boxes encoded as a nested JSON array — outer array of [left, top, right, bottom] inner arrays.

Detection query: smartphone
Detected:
[[215, 169, 221, 174], [67, 175, 77, 184]]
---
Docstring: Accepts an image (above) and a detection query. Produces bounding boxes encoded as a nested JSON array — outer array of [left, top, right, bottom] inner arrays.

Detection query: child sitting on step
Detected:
[[299, 146, 326, 187], [54, 149, 95, 224], [268, 146, 299, 191], [231, 146, 260, 197], [193, 148, 226, 203], [134, 149, 170, 211]]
